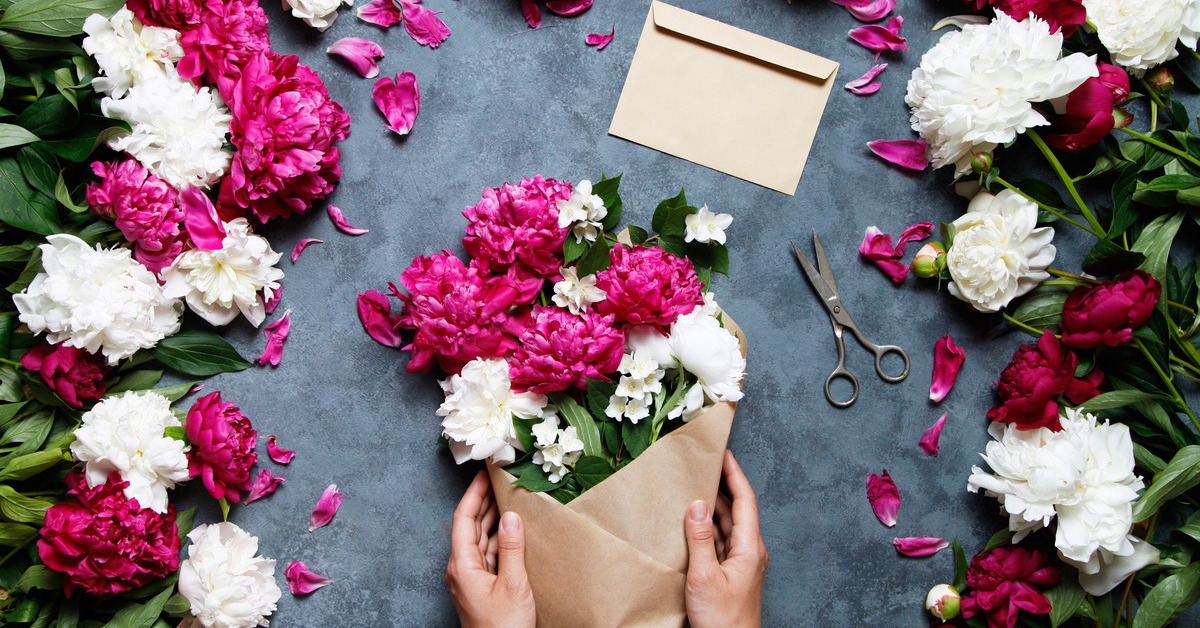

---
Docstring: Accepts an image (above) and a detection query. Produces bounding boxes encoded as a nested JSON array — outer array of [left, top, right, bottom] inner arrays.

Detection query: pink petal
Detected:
[[586, 24, 615, 50], [866, 139, 929, 171], [894, 221, 934, 256], [358, 0, 402, 27], [866, 469, 900, 527], [264, 285, 282, 315], [291, 238, 323, 263], [929, 335, 966, 402], [859, 226, 908, 284], [257, 310, 291, 367], [845, 63, 887, 95], [180, 186, 226, 251], [327, 37, 385, 79], [400, 1, 450, 48], [245, 469, 285, 504], [919, 413, 947, 456], [831, 0, 896, 22], [285, 561, 333, 595], [373, 72, 420, 136], [522, 0, 541, 28], [358, 290, 405, 347], [545, 0, 592, 16], [328, 205, 369, 235], [267, 435, 296, 464], [310, 484, 344, 532], [893, 537, 949, 557], [848, 16, 906, 57]]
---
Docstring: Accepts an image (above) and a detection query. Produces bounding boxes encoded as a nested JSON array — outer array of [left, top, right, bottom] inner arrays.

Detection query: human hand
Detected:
[[445, 470, 536, 628], [684, 450, 768, 628]]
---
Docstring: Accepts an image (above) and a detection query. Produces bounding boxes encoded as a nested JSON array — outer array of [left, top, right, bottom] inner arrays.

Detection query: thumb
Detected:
[[496, 511, 528, 587], [684, 500, 720, 579]]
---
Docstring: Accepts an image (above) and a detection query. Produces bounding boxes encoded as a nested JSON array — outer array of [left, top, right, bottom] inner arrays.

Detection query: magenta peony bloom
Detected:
[[462, 176, 573, 293], [38, 471, 179, 598], [594, 244, 704, 328], [86, 159, 187, 276], [964, 0, 1086, 36], [961, 545, 1059, 628], [509, 305, 625, 394], [126, 0, 203, 30], [393, 251, 521, 374], [177, 0, 271, 89], [988, 331, 1103, 431], [185, 391, 258, 503], [217, 51, 350, 223], [20, 341, 108, 408], [1061, 270, 1161, 349], [1046, 64, 1131, 154]]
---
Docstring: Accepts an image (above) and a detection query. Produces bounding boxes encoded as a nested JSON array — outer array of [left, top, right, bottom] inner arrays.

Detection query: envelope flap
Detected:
[[650, 1, 838, 80]]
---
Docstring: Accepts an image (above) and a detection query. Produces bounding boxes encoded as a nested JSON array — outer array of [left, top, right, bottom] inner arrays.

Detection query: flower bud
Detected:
[[1147, 67, 1174, 93], [925, 584, 961, 622], [911, 242, 946, 279], [1097, 62, 1130, 105], [970, 152, 992, 173], [1112, 108, 1133, 129]]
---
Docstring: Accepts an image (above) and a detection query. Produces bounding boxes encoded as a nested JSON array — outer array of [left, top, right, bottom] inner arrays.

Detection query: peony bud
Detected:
[[1097, 62, 1130, 104], [970, 152, 992, 173], [1147, 67, 1174, 93], [910, 242, 946, 278], [925, 584, 961, 621], [1112, 108, 1133, 129]]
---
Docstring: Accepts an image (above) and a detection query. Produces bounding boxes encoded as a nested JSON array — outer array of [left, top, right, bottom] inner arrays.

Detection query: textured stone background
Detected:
[[173, 1, 1200, 626]]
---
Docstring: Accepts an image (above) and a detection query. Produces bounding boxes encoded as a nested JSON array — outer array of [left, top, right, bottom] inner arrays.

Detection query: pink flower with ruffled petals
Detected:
[[21, 341, 108, 408], [964, 0, 1086, 37], [186, 391, 258, 503], [126, 0, 203, 30], [462, 176, 573, 292], [87, 159, 187, 276], [177, 0, 271, 89], [509, 306, 625, 394], [594, 245, 704, 328], [522, 0, 541, 27], [218, 51, 350, 223]]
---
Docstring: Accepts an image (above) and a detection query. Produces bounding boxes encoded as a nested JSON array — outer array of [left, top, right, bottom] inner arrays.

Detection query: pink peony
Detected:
[[964, 0, 1086, 36], [462, 176, 573, 295], [86, 159, 187, 276], [38, 471, 179, 598], [594, 244, 704, 328], [185, 391, 258, 503], [177, 0, 271, 89], [509, 305, 625, 394], [988, 331, 1104, 431], [21, 341, 108, 408], [392, 251, 521, 374], [961, 545, 1060, 628], [126, 0, 203, 30], [217, 51, 350, 223]]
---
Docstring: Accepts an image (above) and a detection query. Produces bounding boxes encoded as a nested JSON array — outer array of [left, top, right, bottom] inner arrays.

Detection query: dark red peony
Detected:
[[594, 244, 705, 328], [126, 0, 203, 30], [21, 342, 108, 408], [1048, 63, 1131, 153], [964, 0, 1086, 36], [961, 545, 1060, 628], [988, 331, 1103, 431], [186, 391, 258, 502], [1060, 270, 1161, 349]]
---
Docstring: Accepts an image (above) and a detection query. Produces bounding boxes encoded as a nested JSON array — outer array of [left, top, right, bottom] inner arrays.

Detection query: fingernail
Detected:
[[501, 511, 520, 532], [688, 501, 707, 523]]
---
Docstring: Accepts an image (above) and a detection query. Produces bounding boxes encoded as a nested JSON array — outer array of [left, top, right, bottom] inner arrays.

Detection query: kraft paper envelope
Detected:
[[609, 1, 839, 195]]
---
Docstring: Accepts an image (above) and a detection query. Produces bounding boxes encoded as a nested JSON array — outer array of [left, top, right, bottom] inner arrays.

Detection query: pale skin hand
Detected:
[[684, 450, 769, 628], [446, 471, 536, 628]]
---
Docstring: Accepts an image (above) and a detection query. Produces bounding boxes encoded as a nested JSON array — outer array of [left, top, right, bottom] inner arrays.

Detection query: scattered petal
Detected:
[[327, 37, 385, 78], [264, 285, 282, 315], [181, 186, 226, 251], [894, 537, 949, 557], [932, 14, 989, 31], [845, 63, 887, 95], [894, 222, 934, 256], [257, 310, 292, 367], [586, 23, 615, 50], [400, 1, 450, 48], [310, 484, 344, 532], [867, 139, 929, 170], [930, 335, 966, 402], [866, 469, 900, 527], [245, 468, 285, 504], [268, 435, 296, 464], [830, 0, 896, 22], [286, 561, 333, 595], [357, 290, 404, 347], [546, 0, 592, 16], [522, 0, 541, 28], [373, 72, 420, 136], [919, 413, 947, 456], [328, 206, 369, 235], [358, 0, 402, 27], [859, 226, 908, 284], [848, 16, 906, 58], [291, 238, 323, 263]]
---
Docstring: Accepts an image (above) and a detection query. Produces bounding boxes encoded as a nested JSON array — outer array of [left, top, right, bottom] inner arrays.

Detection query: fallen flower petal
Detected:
[[291, 238, 323, 263], [831, 0, 896, 22], [845, 63, 887, 95], [522, 0, 541, 27], [866, 139, 929, 170], [257, 310, 291, 367], [867, 469, 900, 527], [374, 72, 420, 136], [245, 469, 284, 504], [268, 435, 296, 464], [358, 290, 405, 347], [586, 24, 615, 50], [181, 186, 226, 251], [327, 37, 385, 78], [358, 0, 402, 27], [848, 16, 906, 58], [401, 1, 450, 48], [264, 285, 282, 315], [546, 0, 592, 16], [860, 226, 908, 285], [285, 561, 333, 595], [894, 222, 934, 256], [930, 335, 966, 402], [328, 206, 369, 235], [894, 537, 949, 557], [310, 484, 344, 532], [920, 413, 947, 456]]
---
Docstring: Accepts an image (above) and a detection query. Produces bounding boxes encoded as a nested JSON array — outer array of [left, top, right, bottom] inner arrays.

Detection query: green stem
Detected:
[[1168, 300, 1197, 316], [1001, 312, 1044, 338], [1116, 126, 1200, 169], [0, 357, 20, 368], [1026, 129, 1107, 237], [1047, 267, 1101, 285], [1151, 99, 1159, 133], [1134, 337, 1200, 432], [0, 538, 32, 568], [1173, 355, 1200, 377], [1140, 79, 1175, 124], [993, 176, 1099, 236]]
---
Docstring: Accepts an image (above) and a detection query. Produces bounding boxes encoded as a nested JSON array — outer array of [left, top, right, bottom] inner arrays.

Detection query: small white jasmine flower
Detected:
[[615, 348, 666, 399], [532, 423, 584, 483], [556, 180, 607, 243], [623, 396, 651, 424], [684, 205, 733, 244], [436, 358, 550, 465], [531, 417, 560, 448], [552, 266, 606, 314]]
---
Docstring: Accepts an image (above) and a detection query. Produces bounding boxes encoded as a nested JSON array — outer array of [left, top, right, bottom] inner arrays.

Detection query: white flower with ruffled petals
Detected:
[[1083, 0, 1200, 76], [684, 205, 733, 244], [552, 266, 606, 314], [282, 0, 353, 31], [667, 310, 745, 403], [556, 180, 607, 243], [83, 8, 183, 99], [178, 522, 281, 628], [437, 358, 550, 465]]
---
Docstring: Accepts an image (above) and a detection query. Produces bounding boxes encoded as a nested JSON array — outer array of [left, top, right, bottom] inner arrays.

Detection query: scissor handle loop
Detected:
[[872, 344, 910, 383], [824, 368, 859, 408]]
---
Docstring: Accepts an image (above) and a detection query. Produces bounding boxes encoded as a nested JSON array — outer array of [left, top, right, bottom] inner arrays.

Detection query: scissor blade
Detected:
[[791, 241, 839, 307], [812, 230, 840, 297]]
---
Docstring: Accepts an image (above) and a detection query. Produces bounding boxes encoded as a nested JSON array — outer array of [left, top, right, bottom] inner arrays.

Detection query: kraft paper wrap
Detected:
[[488, 315, 746, 628]]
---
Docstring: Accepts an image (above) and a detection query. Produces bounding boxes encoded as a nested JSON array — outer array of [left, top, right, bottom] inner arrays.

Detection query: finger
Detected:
[[478, 500, 499, 557], [451, 471, 492, 566], [495, 511, 529, 588], [684, 500, 721, 580], [485, 533, 499, 574], [714, 493, 733, 561], [722, 451, 763, 557]]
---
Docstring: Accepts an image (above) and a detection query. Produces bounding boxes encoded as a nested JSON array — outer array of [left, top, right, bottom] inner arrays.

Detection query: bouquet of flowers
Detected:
[[361, 174, 746, 627]]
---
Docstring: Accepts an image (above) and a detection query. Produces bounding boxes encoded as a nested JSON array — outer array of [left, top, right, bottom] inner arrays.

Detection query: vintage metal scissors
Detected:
[[792, 231, 910, 407]]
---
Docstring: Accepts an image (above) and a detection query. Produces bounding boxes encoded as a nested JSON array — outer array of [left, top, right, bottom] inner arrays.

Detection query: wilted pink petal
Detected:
[[181, 186, 225, 251], [845, 63, 886, 95], [546, 0, 592, 16], [867, 139, 929, 171], [264, 286, 282, 315], [358, 0, 402, 27], [522, 0, 541, 27], [268, 435, 296, 464], [848, 16, 906, 58], [894, 222, 934, 256], [358, 290, 404, 347], [291, 238, 323, 263], [245, 469, 285, 504], [327, 37, 385, 79], [373, 72, 420, 136], [831, 0, 896, 21], [257, 310, 291, 367], [328, 206, 369, 235], [586, 24, 615, 50], [893, 537, 949, 557], [401, 1, 450, 48], [310, 484, 344, 532], [920, 413, 947, 456], [285, 561, 333, 595], [866, 469, 900, 527], [860, 226, 908, 284], [930, 335, 966, 402]]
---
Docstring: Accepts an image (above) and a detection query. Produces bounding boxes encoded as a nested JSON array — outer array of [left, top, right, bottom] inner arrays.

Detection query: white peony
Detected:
[[531, 417, 584, 483], [967, 408, 1156, 595], [906, 13, 1097, 172], [102, 77, 232, 189], [178, 522, 281, 628], [82, 8, 182, 99], [552, 266, 606, 314], [945, 189, 1056, 313], [684, 205, 733, 245], [667, 310, 745, 403], [438, 358, 551, 465], [1083, 0, 1200, 76], [14, 234, 181, 364], [282, 0, 353, 31], [160, 219, 284, 327], [556, 179, 608, 244], [70, 391, 189, 513]]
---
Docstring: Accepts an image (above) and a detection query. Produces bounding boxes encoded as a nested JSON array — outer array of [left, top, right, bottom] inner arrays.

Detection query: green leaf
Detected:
[[573, 455, 614, 489], [162, 592, 190, 617], [585, 378, 617, 420], [1075, 153, 1124, 181], [599, 420, 620, 457], [575, 235, 611, 278], [1176, 185, 1200, 206], [1132, 212, 1184, 289], [0, 156, 60, 234], [1133, 445, 1200, 522], [0, 0, 125, 37], [1110, 170, 1139, 237], [56, 599, 80, 628], [1046, 572, 1087, 628], [549, 393, 603, 458], [657, 206, 697, 237], [940, 222, 956, 249], [175, 507, 194, 544], [1177, 509, 1200, 544], [652, 188, 687, 232], [107, 369, 164, 395], [151, 330, 252, 377], [563, 236, 589, 265], [1011, 285, 1072, 330], [101, 579, 176, 628], [658, 233, 685, 257], [40, 114, 128, 162], [1082, 238, 1146, 276], [952, 538, 968, 592], [16, 94, 76, 137], [983, 528, 1014, 551], [1017, 178, 1068, 210], [7, 244, 41, 293], [0, 29, 84, 60], [548, 477, 581, 504], [621, 419, 653, 459], [1135, 443, 1168, 475], [163, 426, 186, 443], [15, 144, 56, 199], [0, 448, 64, 481], [0, 484, 53, 523], [54, 171, 87, 212], [1081, 390, 1165, 413], [0, 521, 36, 545], [626, 224, 648, 246], [1131, 563, 1200, 628], [1142, 173, 1200, 192], [592, 174, 623, 231], [512, 465, 565, 492], [14, 565, 60, 594], [0, 122, 38, 150]]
